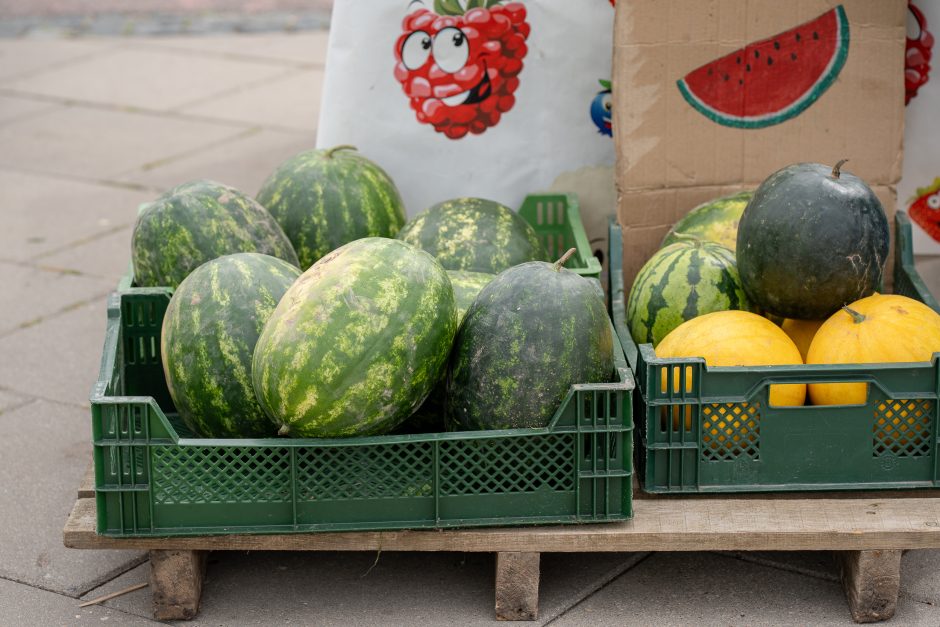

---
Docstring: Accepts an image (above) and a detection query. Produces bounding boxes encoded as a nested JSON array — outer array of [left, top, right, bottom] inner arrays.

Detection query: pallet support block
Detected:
[[150, 549, 208, 620], [495, 551, 540, 621], [834, 549, 902, 623]]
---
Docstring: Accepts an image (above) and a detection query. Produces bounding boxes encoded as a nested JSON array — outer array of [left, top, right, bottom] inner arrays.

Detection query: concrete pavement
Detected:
[[0, 27, 939, 626]]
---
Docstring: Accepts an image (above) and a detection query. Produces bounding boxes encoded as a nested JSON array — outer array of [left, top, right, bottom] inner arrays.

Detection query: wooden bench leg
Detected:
[[495, 551, 540, 621], [834, 549, 902, 624], [149, 549, 208, 620]]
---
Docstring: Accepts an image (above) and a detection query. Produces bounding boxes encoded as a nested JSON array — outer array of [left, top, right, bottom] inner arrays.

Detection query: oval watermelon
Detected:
[[133, 180, 299, 288], [447, 252, 614, 431], [661, 191, 753, 252], [252, 238, 457, 438], [627, 239, 750, 347], [256, 146, 408, 269], [161, 253, 300, 438], [397, 197, 548, 274]]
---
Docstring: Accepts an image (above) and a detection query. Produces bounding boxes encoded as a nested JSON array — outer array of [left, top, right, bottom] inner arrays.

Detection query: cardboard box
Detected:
[[613, 0, 906, 291]]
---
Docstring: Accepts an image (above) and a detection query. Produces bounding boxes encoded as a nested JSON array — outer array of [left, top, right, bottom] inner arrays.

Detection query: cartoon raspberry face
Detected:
[[909, 178, 940, 242], [394, 0, 530, 140], [906, 2, 933, 105]]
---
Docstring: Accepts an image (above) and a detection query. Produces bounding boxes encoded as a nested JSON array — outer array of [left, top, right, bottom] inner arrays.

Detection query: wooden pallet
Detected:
[[65, 466, 940, 623]]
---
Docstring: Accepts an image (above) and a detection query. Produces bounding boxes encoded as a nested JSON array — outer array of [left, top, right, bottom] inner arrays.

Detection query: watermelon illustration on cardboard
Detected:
[[677, 5, 850, 129]]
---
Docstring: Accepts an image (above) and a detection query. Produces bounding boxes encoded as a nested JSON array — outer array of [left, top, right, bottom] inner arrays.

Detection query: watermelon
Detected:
[[448, 251, 614, 431], [627, 239, 750, 347], [677, 5, 850, 129], [133, 180, 299, 288], [256, 146, 408, 269], [161, 253, 301, 438], [397, 197, 549, 273], [252, 238, 457, 438], [661, 191, 753, 252], [447, 270, 496, 323]]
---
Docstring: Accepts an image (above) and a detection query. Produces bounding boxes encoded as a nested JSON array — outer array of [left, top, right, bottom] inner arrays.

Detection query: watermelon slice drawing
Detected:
[[677, 5, 850, 129]]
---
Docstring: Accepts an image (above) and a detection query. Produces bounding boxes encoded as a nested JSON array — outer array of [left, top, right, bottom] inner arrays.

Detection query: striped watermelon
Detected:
[[252, 238, 457, 438], [448, 270, 496, 323], [627, 239, 750, 348], [132, 180, 299, 288], [256, 146, 407, 269], [661, 191, 753, 252], [448, 252, 614, 431], [397, 198, 548, 273], [161, 253, 301, 438]]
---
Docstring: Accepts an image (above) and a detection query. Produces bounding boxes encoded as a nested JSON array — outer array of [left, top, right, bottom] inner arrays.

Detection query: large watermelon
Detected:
[[397, 197, 549, 273], [252, 238, 457, 438], [161, 253, 300, 438], [448, 251, 614, 431], [627, 239, 750, 347], [133, 180, 299, 288], [256, 146, 407, 269], [661, 191, 753, 252], [448, 270, 496, 323], [677, 5, 849, 129]]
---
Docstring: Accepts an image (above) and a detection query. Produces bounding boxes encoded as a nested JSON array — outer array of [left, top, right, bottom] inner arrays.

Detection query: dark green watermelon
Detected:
[[447, 252, 614, 431], [133, 180, 299, 288], [161, 253, 300, 438], [252, 238, 457, 438], [736, 161, 889, 319], [256, 146, 407, 269], [397, 197, 548, 273]]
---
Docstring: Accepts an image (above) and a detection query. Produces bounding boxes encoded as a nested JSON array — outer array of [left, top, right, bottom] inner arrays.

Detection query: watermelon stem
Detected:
[[670, 232, 705, 246], [278, 424, 290, 436], [325, 145, 357, 158], [554, 248, 577, 271], [842, 305, 866, 324], [831, 159, 849, 179]]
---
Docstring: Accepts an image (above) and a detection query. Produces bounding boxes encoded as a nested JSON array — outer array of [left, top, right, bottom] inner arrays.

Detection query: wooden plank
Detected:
[[495, 552, 539, 621], [150, 549, 208, 620], [63, 496, 940, 553], [78, 462, 95, 499], [835, 550, 902, 623]]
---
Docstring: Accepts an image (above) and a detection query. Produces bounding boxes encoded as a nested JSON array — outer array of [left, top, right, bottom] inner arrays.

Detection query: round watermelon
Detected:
[[256, 146, 407, 270], [661, 191, 753, 251], [627, 239, 750, 347], [161, 253, 300, 438], [447, 270, 496, 323], [252, 238, 457, 438], [396, 197, 548, 273], [447, 252, 614, 431], [133, 180, 299, 288]]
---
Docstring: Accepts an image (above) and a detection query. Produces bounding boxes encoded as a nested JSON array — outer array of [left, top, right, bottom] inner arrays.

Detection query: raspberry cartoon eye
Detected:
[[928, 194, 940, 210], [433, 27, 470, 74], [402, 30, 432, 70]]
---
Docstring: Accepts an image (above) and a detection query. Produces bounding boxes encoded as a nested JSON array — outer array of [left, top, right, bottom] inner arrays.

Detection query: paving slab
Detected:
[[82, 550, 645, 625], [901, 549, 940, 606], [0, 297, 111, 405], [0, 38, 117, 82], [717, 551, 839, 583], [38, 227, 134, 283], [144, 30, 330, 66], [0, 388, 31, 414], [180, 68, 323, 131], [6, 47, 289, 112], [0, 93, 61, 125], [0, 261, 114, 335], [116, 127, 314, 195], [0, 169, 151, 261], [0, 104, 244, 180], [0, 399, 146, 596], [0, 577, 160, 626], [553, 551, 940, 626]]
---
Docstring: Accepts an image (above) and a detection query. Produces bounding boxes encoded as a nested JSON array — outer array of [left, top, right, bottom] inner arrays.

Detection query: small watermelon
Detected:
[[256, 145, 408, 269], [133, 180, 299, 288], [627, 238, 750, 347], [677, 5, 849, 129], [252, 238, 457, 438], [161, 253, 301, 438], [397, 197, 549, 273], [448, 250, 614, 431], [661, 191, 753, 252]]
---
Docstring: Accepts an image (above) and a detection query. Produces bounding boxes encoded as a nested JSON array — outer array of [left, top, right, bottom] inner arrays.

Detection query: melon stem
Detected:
[[831, 159, 849, 179], [325, 145, 357, 158], [554, 248, 577, 271], [842, 305, 866, 324], [278, 424, 290, 436], [670, 232, 705, 246]]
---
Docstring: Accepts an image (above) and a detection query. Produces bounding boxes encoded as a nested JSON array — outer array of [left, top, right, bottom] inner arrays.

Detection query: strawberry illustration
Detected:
[[906, 2, 933, 105], [909, 178, 940, 242], [393, 0, 529, 140]]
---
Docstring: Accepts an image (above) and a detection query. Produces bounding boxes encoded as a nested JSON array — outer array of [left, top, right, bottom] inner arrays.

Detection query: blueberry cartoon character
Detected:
[[591, 80, 612, 137]]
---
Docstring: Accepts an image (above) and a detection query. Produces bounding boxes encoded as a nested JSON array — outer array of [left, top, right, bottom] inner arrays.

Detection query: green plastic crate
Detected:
[[609, 212, 940, 494], [91, 286, 633, 537]]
